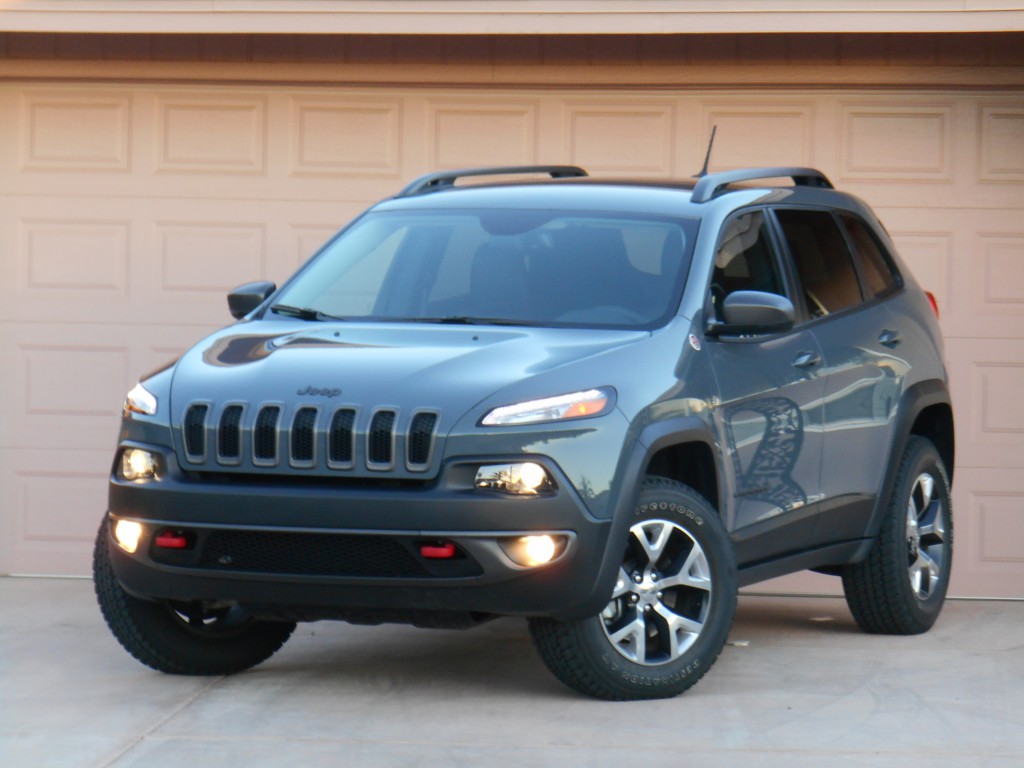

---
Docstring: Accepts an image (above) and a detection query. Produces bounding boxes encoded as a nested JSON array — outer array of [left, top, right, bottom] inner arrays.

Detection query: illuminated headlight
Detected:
[[481, 388, 613, 426], [499, 535, 567, 567], [113, 520, 143, 554], [124, 382, 158, 416], [475, 462, 553, 495], [121, 448, 158, 481]]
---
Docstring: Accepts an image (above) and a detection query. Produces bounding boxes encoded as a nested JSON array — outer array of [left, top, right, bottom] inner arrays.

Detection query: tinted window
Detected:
[[274, 210, 697, 330], [840, 214, 900, 297], [776, 209, 862, 318], [710, 211, 785, 319]]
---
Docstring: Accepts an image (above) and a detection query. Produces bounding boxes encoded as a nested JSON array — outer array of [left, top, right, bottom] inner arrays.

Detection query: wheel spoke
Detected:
[[635, 522, 673, 565], [610, 567, 632, 599], [658, 545, 711, 592], [917, 501, 945, 542], [608, 615, 647, 661], [909, 548, 941, 598]]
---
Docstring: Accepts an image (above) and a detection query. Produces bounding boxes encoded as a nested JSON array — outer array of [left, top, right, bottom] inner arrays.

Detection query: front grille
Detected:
[[329, 408, 356, 466], [254, 406, 280, 463], [199, 530, 431, 578], [291, 407, 318, 464], [179, 402, 440, 475], [218, 405, 243, 460], [408, 412, 438, 467], [184, 404, 208, 460], [367, 410, 397, 467]]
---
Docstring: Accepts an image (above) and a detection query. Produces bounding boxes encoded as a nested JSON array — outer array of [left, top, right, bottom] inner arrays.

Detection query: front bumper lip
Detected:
[[105, 449, 615, 619]]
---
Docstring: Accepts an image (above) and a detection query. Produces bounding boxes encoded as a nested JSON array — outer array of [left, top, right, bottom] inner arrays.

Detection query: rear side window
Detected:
[[710, 210, 786, 319], [776, 209, 863, 318], [840, 214, 900, 298]]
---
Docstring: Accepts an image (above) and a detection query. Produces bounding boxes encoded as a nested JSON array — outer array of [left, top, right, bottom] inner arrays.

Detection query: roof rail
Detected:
[[396, 165, 588, 197], [690, 167, 833, 204]]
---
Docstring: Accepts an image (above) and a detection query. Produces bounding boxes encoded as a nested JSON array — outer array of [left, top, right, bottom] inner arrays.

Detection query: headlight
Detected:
[[121, 448, 158, 481], [475, 462, 554, 495], [481, 387, 614, 426], [124, 382, 158, 416]]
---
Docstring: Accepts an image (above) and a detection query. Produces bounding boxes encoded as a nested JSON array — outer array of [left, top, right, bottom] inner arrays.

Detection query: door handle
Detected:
[[878, 329, 901, 348], [792, 351, 821, 369]]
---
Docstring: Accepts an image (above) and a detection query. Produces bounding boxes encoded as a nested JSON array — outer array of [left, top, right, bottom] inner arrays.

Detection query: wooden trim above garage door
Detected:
[[2, 1, 1024, 35]]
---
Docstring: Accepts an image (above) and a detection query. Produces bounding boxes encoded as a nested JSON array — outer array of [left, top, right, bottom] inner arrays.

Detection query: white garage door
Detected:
[[1, 81, 1022, 597]]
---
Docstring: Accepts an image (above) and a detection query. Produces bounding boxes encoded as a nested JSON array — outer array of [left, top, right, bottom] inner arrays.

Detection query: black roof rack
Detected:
[[690, 167, 833, 204], [396, 165, 588, 197]]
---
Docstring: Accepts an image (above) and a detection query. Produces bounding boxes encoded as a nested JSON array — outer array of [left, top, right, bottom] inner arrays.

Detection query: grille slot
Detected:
[[328, 408, 357, 467], [407, 412, 438, 469], [290, 407, 318, 465], [253, 406, 281, 464], [199, 530, 431, 578], [183, 404, 208, 461], [217, 405, 244, 461], [367, 410, 397, 468]]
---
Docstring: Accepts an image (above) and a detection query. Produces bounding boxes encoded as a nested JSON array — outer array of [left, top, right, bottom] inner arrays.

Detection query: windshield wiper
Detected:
[[413, 316, 535, 327], [270, 304, 347, 322]]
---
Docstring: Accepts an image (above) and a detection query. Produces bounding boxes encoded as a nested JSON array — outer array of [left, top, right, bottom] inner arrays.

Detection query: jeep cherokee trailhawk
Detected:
[[95, 165, 955, 700]]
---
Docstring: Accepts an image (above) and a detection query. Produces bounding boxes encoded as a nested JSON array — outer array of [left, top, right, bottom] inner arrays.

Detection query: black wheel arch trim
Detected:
[[860, 378, 954, 550]]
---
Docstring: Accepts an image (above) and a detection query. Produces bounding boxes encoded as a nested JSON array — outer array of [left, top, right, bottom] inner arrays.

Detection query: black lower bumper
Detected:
[[106, 457, 618, 621]]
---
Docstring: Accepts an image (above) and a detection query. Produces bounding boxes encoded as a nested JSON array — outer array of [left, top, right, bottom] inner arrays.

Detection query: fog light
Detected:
[[475, 462, 553, 495], [121, 448, 157, 481], [500, 534, 567, 567], [114, 520, 143, 554]]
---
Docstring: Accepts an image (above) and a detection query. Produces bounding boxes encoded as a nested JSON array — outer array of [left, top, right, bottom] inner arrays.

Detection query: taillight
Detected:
[[925, 291, 939, 319]]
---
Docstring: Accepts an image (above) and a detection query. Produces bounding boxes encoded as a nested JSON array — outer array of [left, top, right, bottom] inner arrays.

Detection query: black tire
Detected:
[[842, 436, 953, 635], [93, 518, 296, 675], [529, 477, 737, 700]]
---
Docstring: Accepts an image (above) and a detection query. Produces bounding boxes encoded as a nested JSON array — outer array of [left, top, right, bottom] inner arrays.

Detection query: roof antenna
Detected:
[[695, 125, 717, 178]]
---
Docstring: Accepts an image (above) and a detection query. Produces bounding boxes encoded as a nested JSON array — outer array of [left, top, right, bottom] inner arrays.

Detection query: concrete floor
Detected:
[[1, 577, 1021, 768]]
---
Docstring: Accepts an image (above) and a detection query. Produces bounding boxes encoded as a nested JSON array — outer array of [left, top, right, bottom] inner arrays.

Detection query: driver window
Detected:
[[711, 211, 785, 319]]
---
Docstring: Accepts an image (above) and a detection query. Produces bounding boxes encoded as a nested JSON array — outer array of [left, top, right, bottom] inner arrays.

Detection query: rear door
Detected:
[[773, 207, 908, 543]]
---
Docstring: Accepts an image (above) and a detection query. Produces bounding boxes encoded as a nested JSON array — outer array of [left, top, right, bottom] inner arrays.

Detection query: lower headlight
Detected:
[[113, 520, 143, 554], [475, 462, 553, 495], [121, 448, 157, 481], [499, 534, 568, 567]]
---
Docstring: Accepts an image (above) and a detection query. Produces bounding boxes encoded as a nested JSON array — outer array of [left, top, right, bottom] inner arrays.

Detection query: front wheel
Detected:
[[529, 477, 737, 700], [842, 436, 953, 635], [93, 518, 296, 675]]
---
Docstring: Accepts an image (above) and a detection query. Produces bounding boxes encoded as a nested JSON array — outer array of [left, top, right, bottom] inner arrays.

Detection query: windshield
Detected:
[[272, 209, 698, 330]]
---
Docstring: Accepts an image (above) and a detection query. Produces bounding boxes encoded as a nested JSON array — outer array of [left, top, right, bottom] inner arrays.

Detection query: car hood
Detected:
[[169, 319, 647, 426]]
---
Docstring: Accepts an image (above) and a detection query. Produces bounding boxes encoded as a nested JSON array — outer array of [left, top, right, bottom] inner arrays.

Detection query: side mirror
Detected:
[[706, 290, 795, 336], [227, 281, 276, 319]]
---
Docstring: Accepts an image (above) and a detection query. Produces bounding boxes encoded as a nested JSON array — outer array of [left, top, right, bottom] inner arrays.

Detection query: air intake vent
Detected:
[[218, 405, 243, 461], [183, 404, 208, 461], [367, 410, 397, 468], [291, 407, 318, 464], [328, 408, 356, 467], [407, 412, 437, 468], [253, 406, 281, 463]]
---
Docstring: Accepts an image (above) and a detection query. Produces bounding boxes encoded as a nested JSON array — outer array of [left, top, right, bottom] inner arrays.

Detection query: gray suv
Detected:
[[95, 165, 954, 700]]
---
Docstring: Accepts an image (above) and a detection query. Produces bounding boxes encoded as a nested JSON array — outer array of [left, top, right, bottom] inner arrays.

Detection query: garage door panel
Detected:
[[952, 468, 1024, 598], [946, 337, 1024, 471], [0, 448, 110, 576], [564, 100, 676, 177], [426, 98, 540, 169], [700, 102, 816, 171], [0, 322, 197, 452]]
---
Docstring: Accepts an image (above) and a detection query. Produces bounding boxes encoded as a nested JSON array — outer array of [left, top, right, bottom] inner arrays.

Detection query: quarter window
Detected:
[[776, 209, 863, 318], [840, 214, 900, 298]]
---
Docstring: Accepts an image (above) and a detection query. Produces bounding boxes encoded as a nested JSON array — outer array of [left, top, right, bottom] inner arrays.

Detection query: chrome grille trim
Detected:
[[327, 407, 358, 469], [406, 411, 439, 470], [183, 403, 210, 463], [252, 405, 282, 466], [216, 403, 245, 465], [289, 406, 319, 468], [366, 409, 398, 471]]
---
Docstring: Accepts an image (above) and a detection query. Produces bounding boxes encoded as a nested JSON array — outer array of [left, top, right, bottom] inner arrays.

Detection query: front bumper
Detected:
[[106, 447, 617, 621]]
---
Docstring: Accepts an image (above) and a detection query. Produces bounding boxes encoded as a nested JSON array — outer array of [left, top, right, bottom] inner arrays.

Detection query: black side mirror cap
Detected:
[[706, 290, 795, 336], [227, 281, 276, 319]]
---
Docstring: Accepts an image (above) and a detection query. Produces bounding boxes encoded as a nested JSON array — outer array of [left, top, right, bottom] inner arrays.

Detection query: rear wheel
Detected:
[[93, 518, 296, 675], [842, 436, 953, 634], [530, 477, 736, 700]]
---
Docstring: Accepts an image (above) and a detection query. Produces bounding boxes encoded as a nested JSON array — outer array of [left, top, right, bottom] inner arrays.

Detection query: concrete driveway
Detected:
[[1, 576, 1021, 767]]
